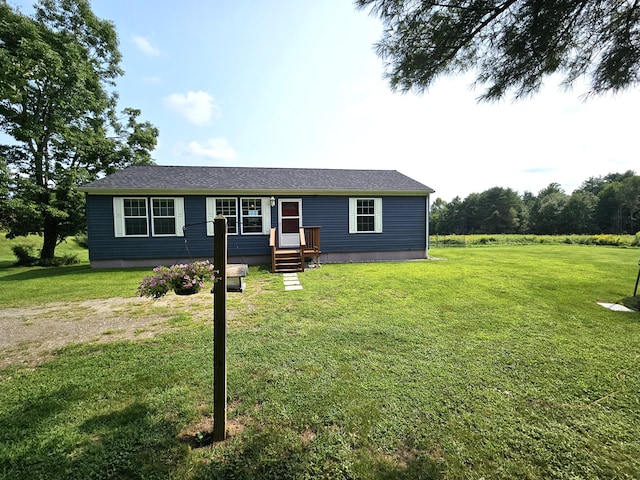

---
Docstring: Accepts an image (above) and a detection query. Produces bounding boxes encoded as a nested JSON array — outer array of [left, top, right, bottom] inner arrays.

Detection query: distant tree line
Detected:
[[430, 171, 640, 235]]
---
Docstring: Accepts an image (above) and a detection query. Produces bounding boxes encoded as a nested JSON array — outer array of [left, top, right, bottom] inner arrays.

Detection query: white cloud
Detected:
[[164, 91, 220, 126], [185, 138, 237, 161], [132, 35, 161, 56]]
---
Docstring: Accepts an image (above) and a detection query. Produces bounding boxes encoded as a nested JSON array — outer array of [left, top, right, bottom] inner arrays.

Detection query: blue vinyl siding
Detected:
[[87, 195, 272, 261], [300, 196, 426, 253], [88, 195, 206, 260], [86, 194, 427, 262]]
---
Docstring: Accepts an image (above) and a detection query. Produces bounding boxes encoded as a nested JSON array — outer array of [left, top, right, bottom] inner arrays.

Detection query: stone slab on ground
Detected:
[[597, 302, 635, 312]]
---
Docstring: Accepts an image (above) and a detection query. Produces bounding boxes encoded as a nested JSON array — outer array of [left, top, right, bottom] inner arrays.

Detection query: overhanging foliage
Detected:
[[357, 0, 640, 100]]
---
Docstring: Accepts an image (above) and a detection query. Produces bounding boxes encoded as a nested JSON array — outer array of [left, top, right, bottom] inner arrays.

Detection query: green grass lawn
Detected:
[[0, 234, 145, 307], [1, 244, 639, 479], [0, 234, 89, 268]]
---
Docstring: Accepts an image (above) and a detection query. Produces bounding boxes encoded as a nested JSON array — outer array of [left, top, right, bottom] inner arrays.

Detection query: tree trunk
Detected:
[[40, 217, 58, 260]]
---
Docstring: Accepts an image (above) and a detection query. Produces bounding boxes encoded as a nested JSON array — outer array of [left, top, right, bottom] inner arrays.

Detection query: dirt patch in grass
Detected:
[[178, 412, 248, 449], [0, 292, 216, 369]]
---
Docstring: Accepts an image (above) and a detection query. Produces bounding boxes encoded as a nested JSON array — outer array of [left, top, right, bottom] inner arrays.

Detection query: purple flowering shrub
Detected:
[[137, 260, 216, 298]]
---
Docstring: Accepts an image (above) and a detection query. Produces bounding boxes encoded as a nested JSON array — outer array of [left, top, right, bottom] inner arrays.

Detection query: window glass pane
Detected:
[[241, 198, 263, 233], [242, 199, 262, 216], [216, 198, 237, 234], [153, 199, 174, 217], [227, 217, 237, 234], [355, 198, 376, 232], [216, 199, 236, 215], [123, 198, 147, 236], [282, 201, 299, 216], [124, 198, 146, 217], [357, 216, 375, 232], [282, 218, 299, 233], [153, 218, 176, 235], [243, 217, 262, 233], [150, 198, 177, 235], [357, 199, 374, 215], [125, 218, 147, 236]]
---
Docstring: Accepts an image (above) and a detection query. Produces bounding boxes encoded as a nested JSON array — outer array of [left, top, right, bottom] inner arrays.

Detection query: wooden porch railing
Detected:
[[269, 227, 277, 271], [302, 226, 321, 267]]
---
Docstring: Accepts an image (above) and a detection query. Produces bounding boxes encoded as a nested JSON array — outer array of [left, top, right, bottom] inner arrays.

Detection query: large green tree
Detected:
[[473, 186, 523, 233], [0, 156, 9, 201], [578, 171, 639, 233], [526, 183, 569, 234], [429, 197, 449, 235], [356, 0, 640, 100], [593, 173, 640, 233], [618, 175, 640, 233], [0, 0, 157, 260], [559, 190, 598, 234]]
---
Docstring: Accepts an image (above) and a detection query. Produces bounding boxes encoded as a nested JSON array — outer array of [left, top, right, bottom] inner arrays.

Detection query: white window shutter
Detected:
[[206, 198, 216, 236], [261, 197, 271, 234], [348, 198, 357, 234], [374, 198, 383, 233], [174, 197, 185, 237], [113, 197, 124, 237]]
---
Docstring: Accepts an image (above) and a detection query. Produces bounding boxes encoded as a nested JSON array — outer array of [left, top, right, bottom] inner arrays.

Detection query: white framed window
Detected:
[[113, 197, 184, 238], [349, 197, 382, 233], [241, 197, 271, 235], [151, 198, 185, 236], [206, 197, 238, 235], [114, 197, 148, 237]]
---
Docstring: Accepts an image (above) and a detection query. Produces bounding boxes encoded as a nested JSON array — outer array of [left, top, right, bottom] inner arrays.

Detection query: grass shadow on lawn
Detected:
[[0, 260, 16, 269], [0, 264, 93, 281], [1, 396, 186, 478], [0, 337, 195, 479], [0, 331, 446, 480], [0, 264, 149, 282], [183, 424, 446, 480], [4, 398, 446, 480], [620, 295, 640, 312]]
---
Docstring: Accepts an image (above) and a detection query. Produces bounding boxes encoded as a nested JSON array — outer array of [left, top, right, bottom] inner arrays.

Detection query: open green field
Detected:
[[1, 243, 639, 479]]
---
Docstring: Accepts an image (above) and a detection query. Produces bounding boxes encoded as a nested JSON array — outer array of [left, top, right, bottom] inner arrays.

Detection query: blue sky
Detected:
[[8, 0, 640, 201]]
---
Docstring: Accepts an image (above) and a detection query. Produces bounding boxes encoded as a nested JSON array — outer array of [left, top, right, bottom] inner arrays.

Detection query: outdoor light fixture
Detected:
[[270, 196, 276, 207]]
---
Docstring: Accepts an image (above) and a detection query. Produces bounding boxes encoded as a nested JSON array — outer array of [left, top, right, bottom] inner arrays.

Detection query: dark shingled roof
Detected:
[[80, 165, 434, 195]]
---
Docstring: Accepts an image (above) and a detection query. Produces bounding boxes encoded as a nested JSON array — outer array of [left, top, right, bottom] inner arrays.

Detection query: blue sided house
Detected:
[[80, 165, 435, 271]]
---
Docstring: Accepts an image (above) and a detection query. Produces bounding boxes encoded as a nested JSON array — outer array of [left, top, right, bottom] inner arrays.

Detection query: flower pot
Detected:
[[174, 286, 200, 295]]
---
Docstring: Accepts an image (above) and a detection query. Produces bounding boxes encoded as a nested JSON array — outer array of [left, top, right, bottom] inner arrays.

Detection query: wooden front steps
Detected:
[[269, 226, 321, 273], [272, 249, 303, 273]]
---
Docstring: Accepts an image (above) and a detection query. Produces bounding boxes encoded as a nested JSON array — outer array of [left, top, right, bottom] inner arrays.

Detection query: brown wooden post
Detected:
[[213, 215, 227, 442]]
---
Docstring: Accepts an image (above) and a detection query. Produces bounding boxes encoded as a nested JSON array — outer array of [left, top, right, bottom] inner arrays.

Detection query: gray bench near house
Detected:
[[226, 264, 248, 292]]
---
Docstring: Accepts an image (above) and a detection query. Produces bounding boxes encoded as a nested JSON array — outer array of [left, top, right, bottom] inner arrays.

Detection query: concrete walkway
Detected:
[[282, 272, 303, 291]]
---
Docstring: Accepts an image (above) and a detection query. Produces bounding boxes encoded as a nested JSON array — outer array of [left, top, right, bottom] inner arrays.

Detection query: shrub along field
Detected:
[[1, 240, 639, 479], [431, 233, 640, 248]]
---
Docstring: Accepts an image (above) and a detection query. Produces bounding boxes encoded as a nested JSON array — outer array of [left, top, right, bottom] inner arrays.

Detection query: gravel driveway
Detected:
[[0, 294, 215, 369]]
